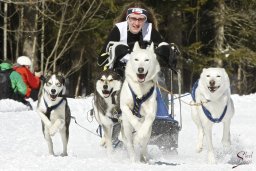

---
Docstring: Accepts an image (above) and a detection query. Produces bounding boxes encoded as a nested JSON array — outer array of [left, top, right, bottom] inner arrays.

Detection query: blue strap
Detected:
[[202, 105, 227, 123], [128, 84, 155, 118], [191, 80, 227, 123], [191, 79, 199, 102], [43, 98, 65, 119]]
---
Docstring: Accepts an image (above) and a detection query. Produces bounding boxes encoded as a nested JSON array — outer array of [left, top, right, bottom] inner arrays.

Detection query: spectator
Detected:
[[0, 60, 31, 108], [14, 56, 41, 101]]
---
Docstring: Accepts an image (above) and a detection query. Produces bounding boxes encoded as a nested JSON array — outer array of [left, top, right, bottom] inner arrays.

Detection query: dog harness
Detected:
[[128, 84, 155, 118], [191, 80, 227, 123], [43, 98, 66, 119]]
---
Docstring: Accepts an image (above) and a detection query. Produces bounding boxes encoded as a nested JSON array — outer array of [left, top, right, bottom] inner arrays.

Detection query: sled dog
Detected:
[[37, 72, 71, 156], [120, 42, 160, 162], [191, 68, 235, 164], [93, 70, 122, 154]]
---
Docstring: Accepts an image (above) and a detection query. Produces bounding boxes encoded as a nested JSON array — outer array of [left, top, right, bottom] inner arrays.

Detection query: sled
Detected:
[[149, 67, 182, 153]]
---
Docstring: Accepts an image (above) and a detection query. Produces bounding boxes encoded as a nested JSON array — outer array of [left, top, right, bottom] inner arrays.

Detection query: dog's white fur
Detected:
[[37, 73, 71, 156], [191, 68, 235, 164], [93, 70, 122, 154], [120, 42, 160, 162]]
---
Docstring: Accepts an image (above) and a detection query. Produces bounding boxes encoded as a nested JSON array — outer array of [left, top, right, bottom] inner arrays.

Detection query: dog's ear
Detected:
[[149, 42, 154, 53], [56, 72, 66, 84], [45, 71, 52, 80], [133, 41, 140, 51]]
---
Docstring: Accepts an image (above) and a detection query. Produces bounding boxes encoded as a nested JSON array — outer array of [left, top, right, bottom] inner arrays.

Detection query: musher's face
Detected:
[[127, 13, 146, 34]]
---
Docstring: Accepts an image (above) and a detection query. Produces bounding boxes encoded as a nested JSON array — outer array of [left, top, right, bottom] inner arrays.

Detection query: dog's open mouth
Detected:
[[102, 88, 113, 98], [137, 71, 148, 83], [208, 86, 220, 93], [50, 94, 58, 101]]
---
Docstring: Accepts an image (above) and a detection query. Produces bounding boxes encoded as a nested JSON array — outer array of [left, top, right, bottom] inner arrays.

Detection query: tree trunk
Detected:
[[3, 3, 8, 60], [40, 0, 45, 72], [214, 0, 225, 67]]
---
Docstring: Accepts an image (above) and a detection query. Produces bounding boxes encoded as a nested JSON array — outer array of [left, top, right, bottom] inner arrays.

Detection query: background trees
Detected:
[[1, 0, 256, 96]]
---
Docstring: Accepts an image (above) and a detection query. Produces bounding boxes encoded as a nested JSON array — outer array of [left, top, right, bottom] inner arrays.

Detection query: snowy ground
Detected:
[[0, 94, 255, 171]]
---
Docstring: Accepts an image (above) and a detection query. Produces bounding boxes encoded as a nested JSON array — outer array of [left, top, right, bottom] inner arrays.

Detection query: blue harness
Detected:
[[43, 98, 65, 119], [191, 80, 227, 123], [128, 84, 155, 118]]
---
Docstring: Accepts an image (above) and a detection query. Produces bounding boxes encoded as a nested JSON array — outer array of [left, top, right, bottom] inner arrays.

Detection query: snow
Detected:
[[0, 94, 255, 171]]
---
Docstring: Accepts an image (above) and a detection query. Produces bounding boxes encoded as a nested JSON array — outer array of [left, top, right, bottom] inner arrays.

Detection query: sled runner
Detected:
[[99, 41, 182, 151], [149, 67, 181, 152]]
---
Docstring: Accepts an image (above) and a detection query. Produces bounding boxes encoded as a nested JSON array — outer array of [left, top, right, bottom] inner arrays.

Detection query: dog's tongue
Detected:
[[102, 90, 110, 95], [137, 74, 145, 80]]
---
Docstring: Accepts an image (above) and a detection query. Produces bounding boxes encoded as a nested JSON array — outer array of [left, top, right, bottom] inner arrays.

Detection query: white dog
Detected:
[[120, 42, 160, 162], [37, 72, 71, 156], [191, 68, 235, 164], [93, 70, 122, 154]]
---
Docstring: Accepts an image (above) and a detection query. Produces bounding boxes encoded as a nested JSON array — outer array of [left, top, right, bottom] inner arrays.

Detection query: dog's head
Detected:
[[43, 72, 66, 101], [96, 70, 122, 98], [200, 68, 230, 94], [126, 42, 160, 83]]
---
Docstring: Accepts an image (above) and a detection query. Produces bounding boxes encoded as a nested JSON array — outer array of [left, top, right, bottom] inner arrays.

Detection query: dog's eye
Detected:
[[46, 82, 52, 86], [145, 59, 149, 61], [100, 79, 104, 82], [135, 58, 138, 61], [206, 75, 210, 77], [109, 79, 113, 82], [217, 75, 221, 77], [56, 82, 62, 87]]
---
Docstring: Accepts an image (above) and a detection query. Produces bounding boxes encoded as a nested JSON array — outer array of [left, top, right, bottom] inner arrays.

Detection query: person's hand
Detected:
[[35, 71, 42, 77]]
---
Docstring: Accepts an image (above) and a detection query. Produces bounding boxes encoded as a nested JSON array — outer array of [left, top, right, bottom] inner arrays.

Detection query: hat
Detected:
[[126, 8, 147, 21], [17, 56, 32, 66]]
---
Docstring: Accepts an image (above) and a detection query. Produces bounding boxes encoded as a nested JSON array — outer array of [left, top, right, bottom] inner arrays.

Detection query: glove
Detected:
[[40, 75, 46, 82]]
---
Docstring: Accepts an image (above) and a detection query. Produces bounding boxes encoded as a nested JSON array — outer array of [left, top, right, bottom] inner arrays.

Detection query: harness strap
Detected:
[[202, 105, 227, 123], [128, 84, 155, 118], [108, 116, 119, 123], [191, 79, 198, 102], [111, 91, 116, 105], [191, 80, 227, 123], [43, 98, 65, 119]]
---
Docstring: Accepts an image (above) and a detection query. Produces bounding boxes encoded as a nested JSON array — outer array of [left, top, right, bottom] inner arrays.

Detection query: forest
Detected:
[[0, 0, 256, 96]]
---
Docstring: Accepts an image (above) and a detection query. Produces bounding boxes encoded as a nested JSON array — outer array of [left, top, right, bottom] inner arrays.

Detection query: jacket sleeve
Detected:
[[24, 68, 41, 89], [10, 71, 27, 96], [98, 26, 121, 66]]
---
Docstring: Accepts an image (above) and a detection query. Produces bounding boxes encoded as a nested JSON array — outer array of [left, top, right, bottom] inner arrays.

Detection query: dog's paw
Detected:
[[60, 152, 68, 157], [208, 152, 216, 164], [140, 155, 148, 163], [196, 144, 203, 153], [49, 125, 58, 136], [222, 140, 231, 147], [100, 137, 106, 147]]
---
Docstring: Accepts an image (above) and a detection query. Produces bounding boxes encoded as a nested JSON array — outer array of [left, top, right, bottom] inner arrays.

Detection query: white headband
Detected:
[[126, 8, 147, 21]]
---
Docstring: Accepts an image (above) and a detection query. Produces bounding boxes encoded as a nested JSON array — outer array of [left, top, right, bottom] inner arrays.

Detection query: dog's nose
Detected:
[[103, 85, 108, 90], [51, 89, 56, 94], [138, 67, 144, 73], [209, 80, 215, 86]]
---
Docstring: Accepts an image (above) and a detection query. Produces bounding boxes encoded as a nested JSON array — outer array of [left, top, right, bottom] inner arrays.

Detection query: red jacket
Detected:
[[13, 66, 40, 98]]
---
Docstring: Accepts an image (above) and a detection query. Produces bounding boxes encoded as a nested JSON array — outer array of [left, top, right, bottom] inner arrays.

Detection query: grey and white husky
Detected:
[[93, 70, 122, 154], [37, 72, 71, 156]]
